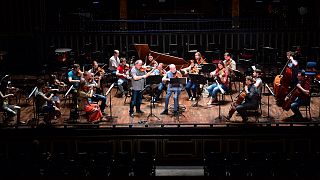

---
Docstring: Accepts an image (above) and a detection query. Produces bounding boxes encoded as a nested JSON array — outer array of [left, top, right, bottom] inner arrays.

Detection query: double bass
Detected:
[[273, 58, 293, 106]]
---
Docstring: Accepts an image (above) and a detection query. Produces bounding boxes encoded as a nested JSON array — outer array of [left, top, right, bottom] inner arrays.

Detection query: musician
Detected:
[[67, 64, 82, 89], [223, 52, 236, 77], [151, 63, 167, 102], [48, 74, 65, 109], [148, 54, 158, 67], [253, 69, 263, 90], [289, 70, 310, 120], [182, 59, 199, 101], [108, 50, 120, 73], [286, 51, 299, 86], [83, 72, 107, 115], [160, 64, 183, 116], [235, 76, 260, 122], [195, 52, 206, 65], [0, 79, 22, 124], [206, 61, 229, 105], [129, 60, 154, 118], [78, 80, 104, 123], [35, 79, 61, 125], [116, 58, 129, 97]]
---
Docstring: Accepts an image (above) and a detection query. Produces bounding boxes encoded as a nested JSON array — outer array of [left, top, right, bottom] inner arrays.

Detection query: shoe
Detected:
[[102, 112, 107, 116], [173, 111, 179, 116], [192, 97, 196, 101], [136, 110, 144, 114], [129, 113, 134, 118], [160, 110, 168, 115], [188, 97, 193, 101]]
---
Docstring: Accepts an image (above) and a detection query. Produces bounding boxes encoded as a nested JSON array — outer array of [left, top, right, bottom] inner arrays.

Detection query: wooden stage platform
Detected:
[[2, 82, 320, 129]]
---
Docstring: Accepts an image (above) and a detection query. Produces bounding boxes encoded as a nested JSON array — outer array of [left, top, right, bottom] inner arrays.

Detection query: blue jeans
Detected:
[[155, 82, 166, 100], [207, 83, 228, 98], [129, 90, 143, 113], [164, 87, 181, 112], [91, 94, 107, 112], [291, 97, 307, 118], [185, 80, 198, 98], [117, 78, 128, 94]]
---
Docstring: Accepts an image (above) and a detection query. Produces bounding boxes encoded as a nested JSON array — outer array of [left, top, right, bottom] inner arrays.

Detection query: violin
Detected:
[[140, 65, 153, 72]]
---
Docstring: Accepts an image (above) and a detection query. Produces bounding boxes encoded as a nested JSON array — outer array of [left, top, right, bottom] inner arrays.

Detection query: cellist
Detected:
[[286, 51, 299, 87], [287, 70, 310, 120]]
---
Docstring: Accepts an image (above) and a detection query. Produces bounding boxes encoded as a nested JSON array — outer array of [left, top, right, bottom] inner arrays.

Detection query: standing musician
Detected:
[[150, 63, 167, 102], [160, 64, 183, 116], [116, 58, 130, 97], [234, 76, 260, 122], [206, 61, 229, 105], [83, 72, 107, 116], [0, 79, 22, 124], [148, 54, 158, 67], [287, 70, 310, 120], [129, 60, 155, 118], [223, 52, 237, 78], [182, 59, 200, 101]]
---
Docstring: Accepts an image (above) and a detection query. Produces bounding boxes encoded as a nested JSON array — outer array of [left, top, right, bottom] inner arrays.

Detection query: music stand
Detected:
[[200, 63, 216, 74], [189, 74, 207, 107], [169, 77, 187, 122], [145, 75, 162, 122], [262, 83, 275, 121], [105, 83, 118, 122]]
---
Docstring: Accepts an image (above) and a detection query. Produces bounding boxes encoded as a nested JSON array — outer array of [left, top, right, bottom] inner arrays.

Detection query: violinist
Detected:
[[150, 63, 167, 102], [233, 76, 260, 122], [148, 54, 158, 67], [89, 61, 106, 94], [0, 79, 22, 125], [67, 64, 82, 89], [108, 50, 120, 73], [182, 59, 199, 101], [253, 69, 263, 90], [206, 61, 229, 105], [195, 52, 206, 65], [129, 60, 155, 118], [160, 64, 183, 117], [83, 72, 107, 116], [287, 70, 310, 120], [48, 74, 66, 109], [35, 79, 61, 125], [116, 58, 130, 97], [223, 52, 236, 78]]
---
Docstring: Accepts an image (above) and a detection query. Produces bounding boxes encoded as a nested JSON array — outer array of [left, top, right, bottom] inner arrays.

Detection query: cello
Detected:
[[227, 90, 246, 119], [273, 57, 293, 106]]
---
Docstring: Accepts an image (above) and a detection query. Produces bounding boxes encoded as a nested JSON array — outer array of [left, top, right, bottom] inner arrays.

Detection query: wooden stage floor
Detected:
[[3, 83, 319, 128]]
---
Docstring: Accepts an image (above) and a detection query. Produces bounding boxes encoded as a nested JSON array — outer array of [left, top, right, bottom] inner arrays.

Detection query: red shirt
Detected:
[[117, 65, 126, 79]]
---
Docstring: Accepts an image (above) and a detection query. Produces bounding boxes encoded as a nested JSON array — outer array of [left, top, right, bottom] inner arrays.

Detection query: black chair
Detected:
[[110, 152, 132, 176], [88, 152, 113, 176], [247, 152, 272, 176], [204, 152, 227, 176], [132, 152, 156, 176]]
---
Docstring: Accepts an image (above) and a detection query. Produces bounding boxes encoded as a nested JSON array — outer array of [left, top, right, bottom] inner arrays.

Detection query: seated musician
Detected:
[[288, 70, 310, 120], [286, 51, 299, 86], [108, 50, 120, 74], [116, 58, 130, 97], [88, 60, 100, 75], [83, 71, 107, 116], [182, 59, 199, 101], [223, 52, 237, 78], [48, 74, 67, 109], [67, 64, 82, 89], [195, 52, 206, 65], [150, 63, 167, 102], [78, 80, 104, 123], [35, 79, 61, 124], [129, 60, 154, 118], [89, 60, 107, 94], [253, 69, 263, 90], [148, 54, 158, 67], [160, 64, 183, 116], [0, 79, 22, 124], [235, 76, 260, 122], [206, 61, 229, 105]]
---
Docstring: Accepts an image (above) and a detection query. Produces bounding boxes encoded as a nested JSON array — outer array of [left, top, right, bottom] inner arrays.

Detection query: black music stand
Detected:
[[145, 75, 162, 122], [105, 83, 118, 122], [200, 63, 216, 73], [189, 74, 207, 107], [169, 77, 187, 122], [262, 83, 275, 121]]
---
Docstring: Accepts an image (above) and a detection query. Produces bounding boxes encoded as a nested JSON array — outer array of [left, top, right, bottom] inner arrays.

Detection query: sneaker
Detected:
[[160, 110, 168, 115], [136, 110, 144, 114], [188, 97, 193, 101], [129, 113, 134, 118], [192, 97, 196, 101]]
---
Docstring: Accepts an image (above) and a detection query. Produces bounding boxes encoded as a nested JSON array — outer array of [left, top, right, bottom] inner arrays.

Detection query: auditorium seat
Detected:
[[132, 152, 156, 176]]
